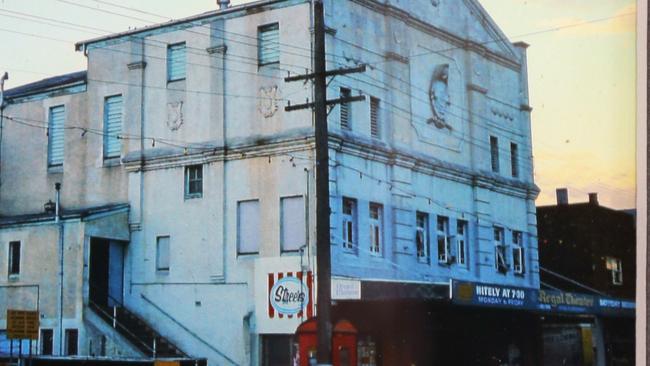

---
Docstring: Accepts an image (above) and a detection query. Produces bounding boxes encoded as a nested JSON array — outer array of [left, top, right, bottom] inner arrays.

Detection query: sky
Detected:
[[0, 0, 638, 209]]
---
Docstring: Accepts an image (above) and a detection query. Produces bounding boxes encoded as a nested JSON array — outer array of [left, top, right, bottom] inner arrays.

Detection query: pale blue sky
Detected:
[[0, 0, 637, 208]]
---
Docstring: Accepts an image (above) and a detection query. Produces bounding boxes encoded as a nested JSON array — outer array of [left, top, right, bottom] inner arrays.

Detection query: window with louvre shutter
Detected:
[[370, 97, 380, 138], [340, 88, 351, 130], [490, 136, 499, 173], [103, 95, 123, 159], [48, 105, 65, 167], [167, 42, 186, 81], [258, 23, 279, 66]]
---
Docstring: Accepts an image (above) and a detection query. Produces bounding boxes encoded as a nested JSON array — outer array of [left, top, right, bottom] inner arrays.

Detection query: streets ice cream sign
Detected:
[[267, 272, 313, 319]]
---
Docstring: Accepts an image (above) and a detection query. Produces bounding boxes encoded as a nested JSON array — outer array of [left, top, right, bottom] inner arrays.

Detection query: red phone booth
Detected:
[[295, 318, 358, 366]]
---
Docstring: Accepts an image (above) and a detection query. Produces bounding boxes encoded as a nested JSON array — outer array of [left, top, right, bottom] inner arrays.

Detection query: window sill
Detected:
[[514, 272, 525, 277], [417, 257, 430, 264], [184, 193, 203, 200], [8, 274, 20, 282], [237, 252, 259, 258], [47, 165, 63, 174], [156, 269, 170, 275], [103, 157, 121, 167], [167, 78, 186, 85], [281, 250, 301, 256]]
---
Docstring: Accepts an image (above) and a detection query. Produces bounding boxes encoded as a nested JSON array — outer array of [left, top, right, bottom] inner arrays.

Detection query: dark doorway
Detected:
[[89, 238, 125, 307]]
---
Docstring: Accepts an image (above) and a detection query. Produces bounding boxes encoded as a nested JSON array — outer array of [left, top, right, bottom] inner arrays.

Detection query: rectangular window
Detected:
[[512, 231, 524, 274], [281, 196, 305, 252], [437, 216, 451, 264], [490, 136, 499, 173], [416, 212, 429, 262], [8, 241, 20, 276], [167, 42, 186, 81], [494, 227, 508, 273], [342, 197, 357, 250], [103, 95, 123, 159], [510, 142, 519, 178], [184, 165, 203, 199], [156, 236, 170, 272], [258, 23, 280, 66], [457, 220, 468, 266], [48, 105, 65, 167], [40, 329, 53, 355], [605, 257, 623, 285], [369, 203, 383, 255], [238, 200, 260, 254], [370, 97, 380, 138], [64, 329, 78, 356], [340, 88, 351, 130]]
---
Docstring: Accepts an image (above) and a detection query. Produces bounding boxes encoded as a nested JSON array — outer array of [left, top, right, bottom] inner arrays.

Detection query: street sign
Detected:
[[331, 278, 361, 300], [6, 309, 39, 340]]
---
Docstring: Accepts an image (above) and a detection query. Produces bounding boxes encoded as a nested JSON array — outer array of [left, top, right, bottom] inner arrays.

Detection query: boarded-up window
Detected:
[[258, 23, 280, 66], [156, 236, 170, 271], [167, 42, 186, 81], [370, 97, 380, 138], [281, 196, 305, 252], [48, 105, 65, 166], [340, 88, 351, 130], [103, 95, 123, 159], [238, 200, 260, 254]]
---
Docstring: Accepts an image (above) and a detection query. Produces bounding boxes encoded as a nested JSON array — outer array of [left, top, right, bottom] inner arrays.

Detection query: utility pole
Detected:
[[284, 2, 365, 364], [0, 72, 8, 205]]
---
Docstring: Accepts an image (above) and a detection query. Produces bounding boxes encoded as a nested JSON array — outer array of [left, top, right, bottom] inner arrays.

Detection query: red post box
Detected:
[[295, 318, 358, 366]]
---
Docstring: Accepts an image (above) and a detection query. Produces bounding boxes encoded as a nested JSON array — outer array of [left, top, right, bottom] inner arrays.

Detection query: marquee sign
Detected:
[[267, 271, 313, 319]]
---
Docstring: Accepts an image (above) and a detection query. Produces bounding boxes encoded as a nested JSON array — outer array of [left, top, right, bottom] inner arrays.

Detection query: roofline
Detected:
[[74, 0, 300, 52], [536, 202, 635, 215], [0, 203, 129, 227], [4, 71, 87, 101]]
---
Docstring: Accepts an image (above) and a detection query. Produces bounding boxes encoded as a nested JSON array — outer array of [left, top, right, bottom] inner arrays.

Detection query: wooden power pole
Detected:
[[284, 1, 365, 364]]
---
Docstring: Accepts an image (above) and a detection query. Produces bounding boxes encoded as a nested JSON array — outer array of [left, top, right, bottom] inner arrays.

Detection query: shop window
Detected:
[[357, 336, 377, 366], [258, 23, 280, 66], [48, 105, 65, 167], [369, 203, 383, 255], [156, 236, 170, 272], [437, 216, 451, 264], [457, 220, 468, 266], [238, 200, 260, 254], [167, 42, 186, 81], [40, 329, 53, 355], [490, 135, 499, 173], [416, 212, 429, 262], [605, 257, 623, 285], [340, 87, 351, 130], [103, 95, 123, 159], [8, 241, 20, 277], [64, 329, 78, 356], [281, 196, 305, 252], [342, 197, 357, 250], [494, 227, 508, 273], [184, 165, 203, 199], [512, 231, 524, 274]]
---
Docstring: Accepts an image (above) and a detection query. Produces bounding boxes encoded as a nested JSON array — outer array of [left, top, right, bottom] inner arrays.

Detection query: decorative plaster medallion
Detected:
[[166, 101, 184, 131], [258, 85, 279, 118], [428, 64, 452, 130]]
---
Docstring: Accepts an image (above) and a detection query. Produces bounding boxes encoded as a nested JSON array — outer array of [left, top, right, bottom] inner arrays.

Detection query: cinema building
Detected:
[[0, 0, 544, 364]]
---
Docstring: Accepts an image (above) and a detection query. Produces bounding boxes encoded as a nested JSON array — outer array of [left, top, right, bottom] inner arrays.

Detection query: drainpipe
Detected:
[[55, 182, 65, 355], [0, 72, 8, 207]]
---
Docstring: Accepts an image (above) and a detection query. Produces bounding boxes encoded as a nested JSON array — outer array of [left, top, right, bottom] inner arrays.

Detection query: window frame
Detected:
[[510, 142, 519, 178], [340, 87, 352, 130], [369, 203, 383, 256], [341, 197, 357, 252], [155, 235, 170, 272], [47, 105, 65, 167], [457, 220, 468, 266], [167, 42, 187, 82], [103, 94, 123, 160], [606, 257, 623, 285], [237, 199, 261, 255], [490, 135, 499, 173], [494, 227, 508, 273], [280, 195, 306, 253], [40, 328, 54, 355], [258, 23, 280, 66], [8, 240, 21, 277], [370, 96, 380, 138], [64, 328, 78, 356], [437, 216, 451, 264], [512, 231, 524, 275], [416, 212, 429, 262], [184, 164, 203, 199]]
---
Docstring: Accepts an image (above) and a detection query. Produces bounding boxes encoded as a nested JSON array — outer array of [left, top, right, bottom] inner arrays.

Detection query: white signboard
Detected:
[[331, 278, 361, 300]]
